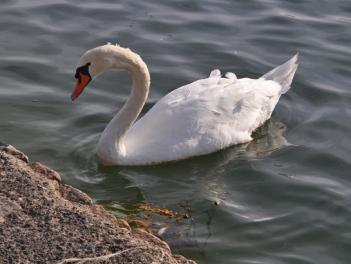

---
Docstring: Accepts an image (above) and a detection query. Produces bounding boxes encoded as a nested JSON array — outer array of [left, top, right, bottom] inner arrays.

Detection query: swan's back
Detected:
[[122, 55, 298, 165]]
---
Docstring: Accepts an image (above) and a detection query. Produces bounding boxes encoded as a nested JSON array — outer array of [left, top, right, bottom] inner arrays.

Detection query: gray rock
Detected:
[[0, 144, 196, 264], [0, 144, 29, 163]]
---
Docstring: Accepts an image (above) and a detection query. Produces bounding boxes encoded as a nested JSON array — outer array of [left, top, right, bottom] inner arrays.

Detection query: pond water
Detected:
[[1, 0, 351, 263]]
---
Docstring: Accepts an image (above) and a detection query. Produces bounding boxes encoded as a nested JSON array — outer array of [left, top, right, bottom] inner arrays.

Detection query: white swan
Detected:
[[71, 43, 298, 166]]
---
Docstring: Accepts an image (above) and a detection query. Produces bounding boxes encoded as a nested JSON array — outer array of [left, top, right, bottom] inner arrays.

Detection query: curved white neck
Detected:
[[97, 49, 150, 164]]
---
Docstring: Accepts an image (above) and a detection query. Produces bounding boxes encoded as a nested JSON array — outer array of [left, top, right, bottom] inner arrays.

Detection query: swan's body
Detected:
[[72, 43, 298, 166]]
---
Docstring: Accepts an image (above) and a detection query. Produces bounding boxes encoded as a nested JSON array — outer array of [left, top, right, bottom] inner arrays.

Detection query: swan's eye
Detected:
[[74, 62, 91, 79]]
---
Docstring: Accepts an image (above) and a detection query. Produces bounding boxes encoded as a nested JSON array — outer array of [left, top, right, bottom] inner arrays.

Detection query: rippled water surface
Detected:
[[1, 1, 351, 263]]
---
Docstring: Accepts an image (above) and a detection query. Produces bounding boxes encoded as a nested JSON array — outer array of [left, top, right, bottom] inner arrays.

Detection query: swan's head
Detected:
[[71, 43, 139, 101]]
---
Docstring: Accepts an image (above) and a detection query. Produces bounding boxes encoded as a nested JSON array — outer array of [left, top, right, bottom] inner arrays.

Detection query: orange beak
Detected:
[[71, 73, 91, 101]]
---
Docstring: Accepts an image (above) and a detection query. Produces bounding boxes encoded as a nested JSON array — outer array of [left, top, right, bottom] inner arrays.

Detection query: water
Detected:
[[1, 0, 351, 263]]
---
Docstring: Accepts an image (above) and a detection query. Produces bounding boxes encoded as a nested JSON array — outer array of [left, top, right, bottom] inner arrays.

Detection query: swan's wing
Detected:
[[124, 74, 282, 163]]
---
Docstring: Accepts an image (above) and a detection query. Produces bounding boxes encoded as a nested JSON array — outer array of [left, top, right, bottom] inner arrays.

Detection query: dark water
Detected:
[[1, 1, 351, 263]]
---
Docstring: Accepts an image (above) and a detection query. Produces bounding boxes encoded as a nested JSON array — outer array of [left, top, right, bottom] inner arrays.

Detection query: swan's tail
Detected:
[[260, 53, 298, 94]]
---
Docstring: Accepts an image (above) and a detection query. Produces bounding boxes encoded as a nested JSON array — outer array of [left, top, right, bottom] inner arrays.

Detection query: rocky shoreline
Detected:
[[0, 143, 196, 264]]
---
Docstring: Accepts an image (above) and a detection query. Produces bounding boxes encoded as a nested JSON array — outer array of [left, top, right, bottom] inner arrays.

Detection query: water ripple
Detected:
[[1, 1, 351, 263]]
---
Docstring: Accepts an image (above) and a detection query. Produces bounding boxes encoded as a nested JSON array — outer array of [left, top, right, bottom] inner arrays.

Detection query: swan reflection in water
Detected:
[[111, 119, 289, 248]]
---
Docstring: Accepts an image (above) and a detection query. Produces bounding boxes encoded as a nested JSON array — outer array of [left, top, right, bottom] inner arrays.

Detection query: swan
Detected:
[[71, 43, 298, 166]]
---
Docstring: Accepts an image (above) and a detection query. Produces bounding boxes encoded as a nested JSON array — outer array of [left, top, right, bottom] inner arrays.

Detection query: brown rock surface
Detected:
[[0, 143, 196, 264]]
